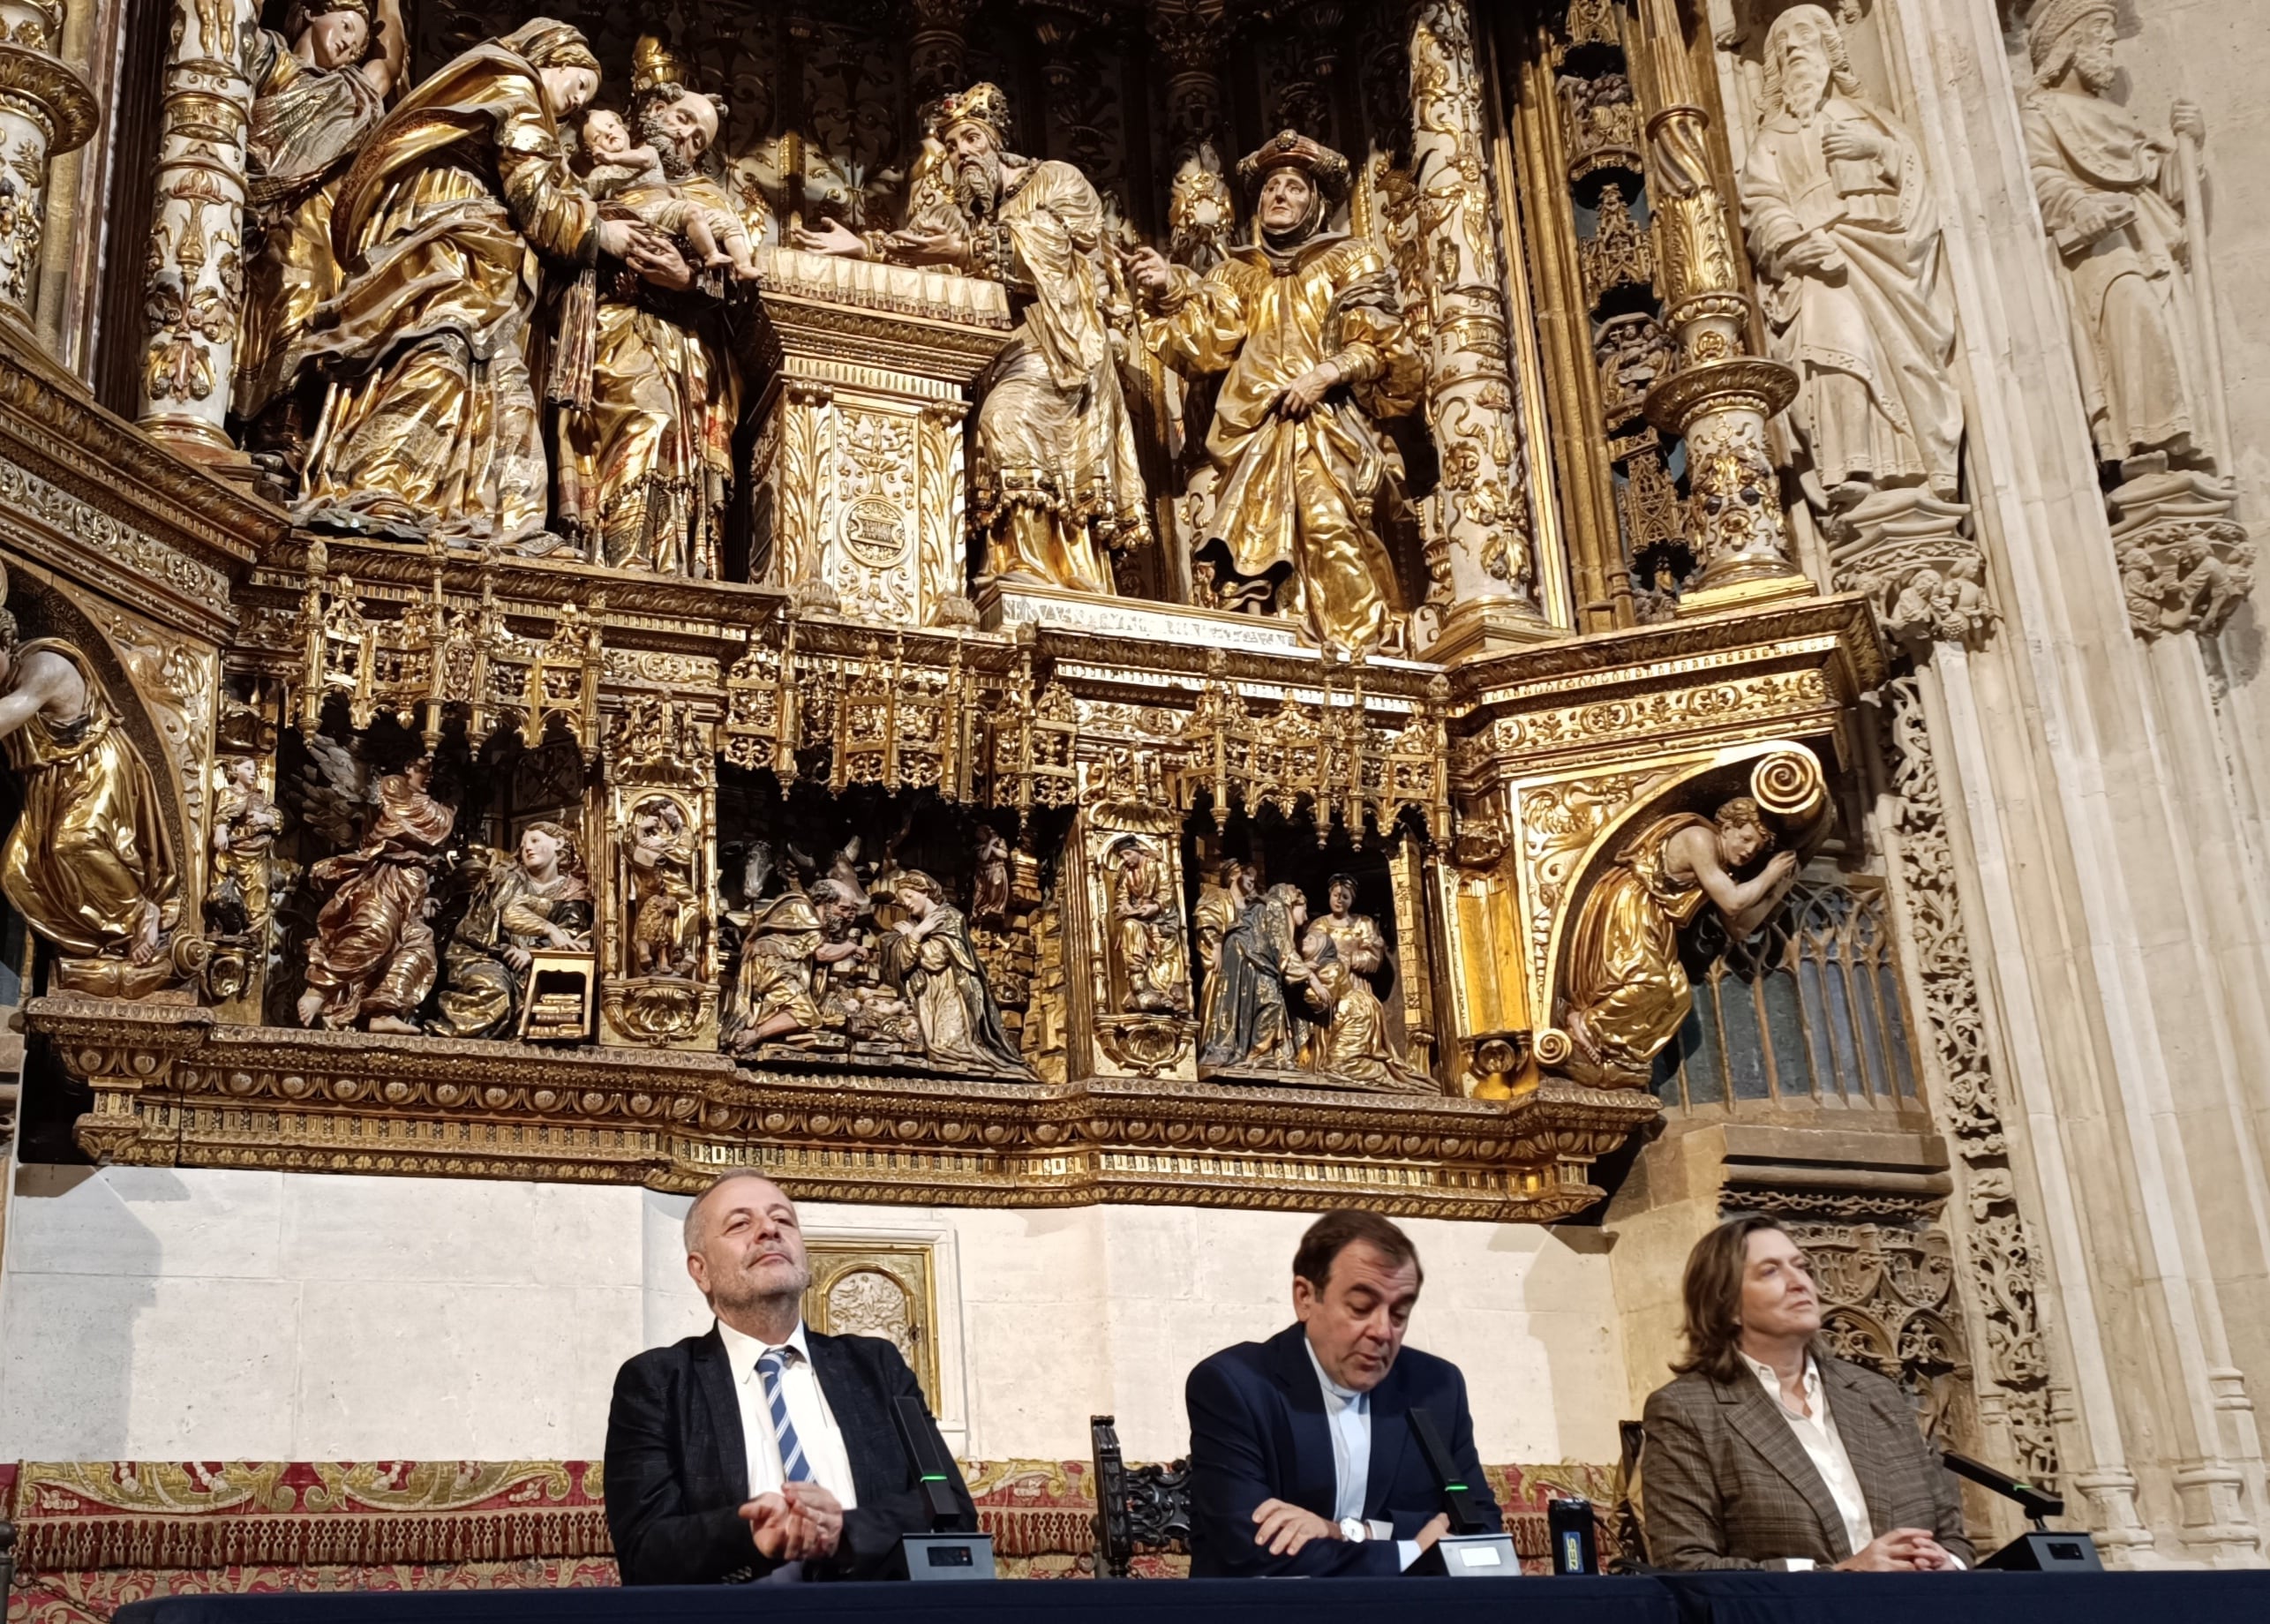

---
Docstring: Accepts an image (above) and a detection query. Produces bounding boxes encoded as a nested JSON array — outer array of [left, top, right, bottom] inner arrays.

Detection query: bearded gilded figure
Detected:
[[0, 610, 179, 981], [235, 0, 408, 464], [1198, 881, 1314, 1076], [552, 37, 746, 577], [297, 756, 456, 1033], [291, 19, 662, 548], [799, 82, 1150, 595], [429, 822, 592, 1040], [1562, 799, 1800, 1086], [2022, 0, 2212, 472], [1127, 132, 1424, 652], [1298, 874, 1432, 1094], [1740, 7, 1961, 512]]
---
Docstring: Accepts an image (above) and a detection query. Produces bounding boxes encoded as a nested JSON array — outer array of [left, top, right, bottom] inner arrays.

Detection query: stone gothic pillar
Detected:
[[1628, 0, 1809, 614], [135, 0, 258, 463], [909, 0, 980, 108], [1406, 0, 1545, 655], [0, 1, 97, 333]]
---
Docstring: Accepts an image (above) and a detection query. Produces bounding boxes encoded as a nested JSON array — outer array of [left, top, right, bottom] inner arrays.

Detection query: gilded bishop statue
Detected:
[[1126, 132, 1423, 653], [797, 82, 1150, 595]]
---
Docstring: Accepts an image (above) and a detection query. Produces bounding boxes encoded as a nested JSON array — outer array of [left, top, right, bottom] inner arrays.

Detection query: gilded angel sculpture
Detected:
[[796, 81, 1151, 595], [291, 19, 668, 548], [297, 755, 455, 1033], [428, 822, 592, 1040], [1126, 132, 1424, 652], [0, 608, 179, 989], [1562, 798, 1800, 1086]]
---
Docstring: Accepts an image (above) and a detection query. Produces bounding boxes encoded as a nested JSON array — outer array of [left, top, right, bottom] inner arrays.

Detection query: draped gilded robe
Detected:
[[1299, 911, 1432, 1093], [553, 173, 740, 577], [879, 904, 1027, 1074], [301, 772, 455, 1027], [294, 40, 596, 548], [1147, 233, 1423, 652], [960, 160, 1150, 594], [429, 852, 590, 1039], [1563, 814, 1710, 1082], [0, 642, 178, 959], [235, 29, 392, 429]]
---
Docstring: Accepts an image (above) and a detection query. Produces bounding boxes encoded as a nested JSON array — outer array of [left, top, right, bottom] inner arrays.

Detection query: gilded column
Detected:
[[0, 1, 96, 334], [1406, 0, 1546, 654], [135, 0, 257, 462], [1630, 0, 1809, 613]]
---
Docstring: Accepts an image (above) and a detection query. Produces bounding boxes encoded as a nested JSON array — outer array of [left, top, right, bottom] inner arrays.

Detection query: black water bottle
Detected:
[[1546, 1496, 1599, 1575]]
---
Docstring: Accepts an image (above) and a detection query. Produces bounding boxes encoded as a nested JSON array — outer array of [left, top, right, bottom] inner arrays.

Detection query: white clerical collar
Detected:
[[1302, 1332, 1365, 1406], [717, 1318, 813, 1387]]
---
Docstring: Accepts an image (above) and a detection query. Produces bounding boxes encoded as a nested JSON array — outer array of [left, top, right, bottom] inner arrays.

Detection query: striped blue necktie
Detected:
[[756, 1348, 814, 1484]]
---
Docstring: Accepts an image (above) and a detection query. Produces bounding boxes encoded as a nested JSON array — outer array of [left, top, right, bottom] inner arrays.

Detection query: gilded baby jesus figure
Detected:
[[580, 108, 758, 281]]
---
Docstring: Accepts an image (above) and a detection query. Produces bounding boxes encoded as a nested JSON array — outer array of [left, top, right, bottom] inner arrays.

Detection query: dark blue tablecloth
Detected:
[[108, 1568, 2270, 1624]]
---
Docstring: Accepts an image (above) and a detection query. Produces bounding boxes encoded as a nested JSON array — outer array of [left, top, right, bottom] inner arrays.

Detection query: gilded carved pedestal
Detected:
[[745, 247, 1012, 629]]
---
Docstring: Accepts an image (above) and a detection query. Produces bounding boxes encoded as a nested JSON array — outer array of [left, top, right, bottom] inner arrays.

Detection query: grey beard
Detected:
[[955, 156, 1002, 215], [636, 109, 700, 180]]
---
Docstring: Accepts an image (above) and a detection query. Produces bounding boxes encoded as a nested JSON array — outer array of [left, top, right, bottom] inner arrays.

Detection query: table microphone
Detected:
[[890, 1395, 996, 1581], [1410, 1407, 1518, 1577]]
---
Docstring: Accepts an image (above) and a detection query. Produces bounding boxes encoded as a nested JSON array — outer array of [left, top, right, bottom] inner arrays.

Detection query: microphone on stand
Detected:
[[890, 1394, 996, 1581], [1409, 1407, 1520, 1578]]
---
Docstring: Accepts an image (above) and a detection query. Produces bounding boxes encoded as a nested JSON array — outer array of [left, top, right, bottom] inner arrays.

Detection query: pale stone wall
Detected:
[[0, 1165, 1631, 1469]]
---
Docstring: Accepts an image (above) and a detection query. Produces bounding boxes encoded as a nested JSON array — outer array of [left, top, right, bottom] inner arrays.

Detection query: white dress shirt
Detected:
[[717, 1319, 860, 1509], [1302, 1335, 1420, 1571], [1742, 1350, 1870, 1563]]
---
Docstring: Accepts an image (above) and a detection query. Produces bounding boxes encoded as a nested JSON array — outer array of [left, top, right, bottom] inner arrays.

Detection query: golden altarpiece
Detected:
[[0, 0, 2069, 1535]]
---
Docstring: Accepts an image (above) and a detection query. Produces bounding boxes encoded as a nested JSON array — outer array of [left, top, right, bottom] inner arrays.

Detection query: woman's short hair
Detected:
[[1672, 1214, 1822, 1382]]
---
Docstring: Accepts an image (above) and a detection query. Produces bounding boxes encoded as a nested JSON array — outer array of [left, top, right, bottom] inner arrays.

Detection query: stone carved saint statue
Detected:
[[1740, 7, 1961, 511], [291, 19, 670, 548], [1297, 874, 1432, 1094], [297, 756, 456, 1032], [428, 821, 592, 1040], [1126, 132, 1424, 653], [1198, 881, 1315, 1077], [235, 0, 409, 466], [1562, 797, 1800, 1086], [2022, 0, 2213, 473], [0, 609, 180, 988], [797, 82, 1151, 595], [1108, 836, 1191, 1017], [552, 37, 748, 577], [876, 870, 1031, 1074]]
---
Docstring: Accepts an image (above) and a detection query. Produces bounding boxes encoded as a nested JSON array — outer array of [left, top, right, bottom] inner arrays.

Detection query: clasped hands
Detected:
[[1833, 1526, 1962, 1572], [1250, 1498, 1450, 1558], [739, 1481, 846, 1563]]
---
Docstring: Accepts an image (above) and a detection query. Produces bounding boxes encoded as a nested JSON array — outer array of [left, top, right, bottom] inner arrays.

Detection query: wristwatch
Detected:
[[1339, 1516, 1369, 1543]]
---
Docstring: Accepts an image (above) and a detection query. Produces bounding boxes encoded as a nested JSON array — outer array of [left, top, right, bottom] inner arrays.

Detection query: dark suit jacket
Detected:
[[1640, 1357, 1973, 1571], [1186, 1322, 1502, 1577], [604, 1325, 978, 1585]]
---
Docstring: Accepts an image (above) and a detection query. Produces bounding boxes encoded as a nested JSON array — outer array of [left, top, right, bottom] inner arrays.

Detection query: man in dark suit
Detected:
[[604, 1169, 978, 1583], [1186, 1210, 1500, 1576], [1641, 1214, 1973, 1571]]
